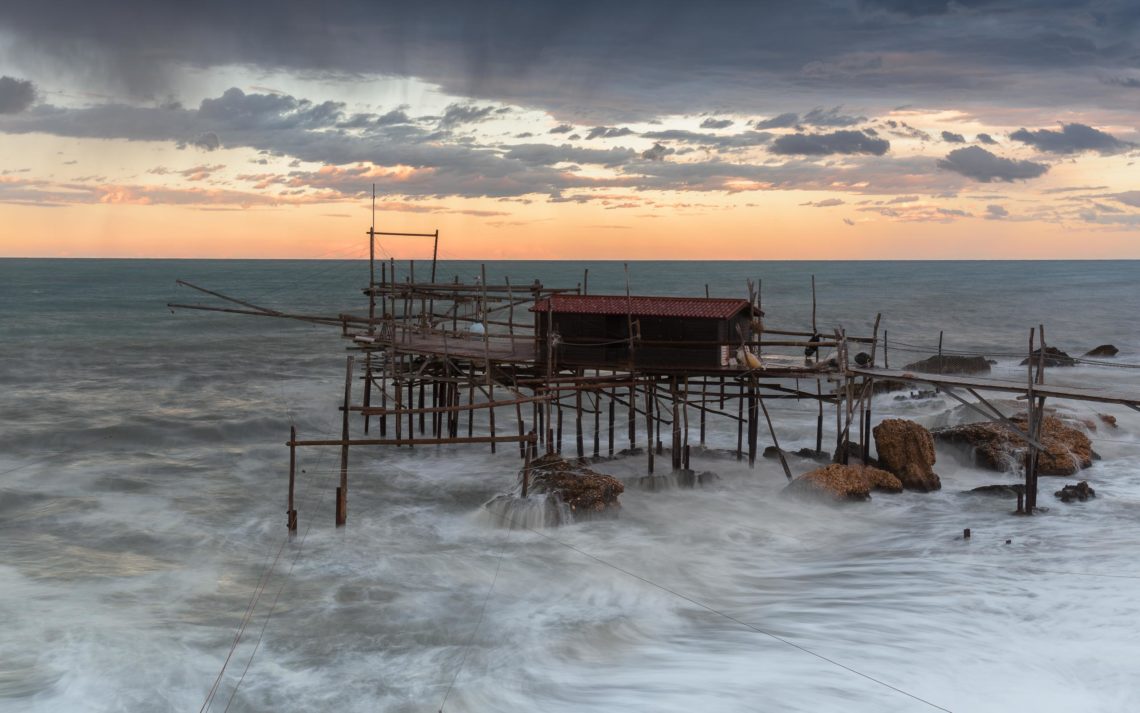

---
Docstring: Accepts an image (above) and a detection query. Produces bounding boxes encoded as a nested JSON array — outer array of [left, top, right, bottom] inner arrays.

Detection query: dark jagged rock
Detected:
[[697, 470, 720, 486], [873, 379, 910, 394], [932, 414, 1093, 476], [969, 484, 1025, 497], [783, 464, 902, 502], [872, 418, 941, 491], [892, 389, 938, 401], [528, 453, 624, 514], [1019, 346, 1076, 367], [1084, 344, 1119, 357], [854, 351, 873, 366], [902, 355, 991, 375], [832, 441, 880, 467], [1055, 481, 1096, 503], [764, 446, 830, 463]]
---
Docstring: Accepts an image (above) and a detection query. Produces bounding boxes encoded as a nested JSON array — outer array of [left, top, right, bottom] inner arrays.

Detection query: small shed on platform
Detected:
[[532, 294, 761, 371]]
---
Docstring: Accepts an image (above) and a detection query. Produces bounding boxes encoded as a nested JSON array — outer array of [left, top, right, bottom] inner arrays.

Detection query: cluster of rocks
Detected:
[[902, 355, 992, 375], [783, 417, 942, 501], [527, 453, 624, 514], [932, 414, 1094, 476]]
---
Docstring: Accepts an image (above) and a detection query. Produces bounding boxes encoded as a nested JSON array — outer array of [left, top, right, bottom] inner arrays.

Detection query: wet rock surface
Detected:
[[968, 484, 1025, 497], [528, 453, 625, 514], [1055, 481, 1096, 503], [783, 464, 902, 502], [902, 355, 992, 375], [933, 414, 1093, 476], [873, 418, 941, 491], [1085, 344, 1119, 357]]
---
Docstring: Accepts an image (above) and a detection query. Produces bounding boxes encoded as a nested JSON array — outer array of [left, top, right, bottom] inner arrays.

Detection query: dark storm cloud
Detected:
[[1104, 76, 1140, 89], [0, 76, 35, 114], [2, 1, 1139, 122], [549, 124, 574, 134], [699, 118, 734, 129], [769, 130, 889, 156], [179, 132, 221, 151], [936, 146, 1048, 182], [1009, 123, 1133, 155], [976, 133, 997, 145], [941, 130, 965, 143]]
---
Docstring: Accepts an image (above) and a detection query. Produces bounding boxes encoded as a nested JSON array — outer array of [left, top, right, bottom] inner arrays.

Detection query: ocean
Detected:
[[2, 258, 1140, 712]]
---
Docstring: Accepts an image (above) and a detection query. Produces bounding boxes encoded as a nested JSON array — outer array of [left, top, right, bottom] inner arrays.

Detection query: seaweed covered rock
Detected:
[[528, 453, 624, 514], [872, 418, 941, 491], [1019, 346, 1076, 367], [902, 355, 991, 375], [1055, 481, 1096, 503], [933, 414, 1093, 476], [783, 464, 902, 503]]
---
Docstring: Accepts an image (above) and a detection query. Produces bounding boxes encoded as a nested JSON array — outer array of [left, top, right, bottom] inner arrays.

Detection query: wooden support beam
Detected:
[[287, 425, 297, 533]]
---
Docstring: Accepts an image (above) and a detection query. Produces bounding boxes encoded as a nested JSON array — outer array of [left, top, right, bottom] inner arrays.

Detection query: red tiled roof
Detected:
[[531, 294, 756, 319]]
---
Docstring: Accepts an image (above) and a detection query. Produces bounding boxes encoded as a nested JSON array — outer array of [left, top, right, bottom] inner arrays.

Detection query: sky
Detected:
[[0, 0, 1138, 259]]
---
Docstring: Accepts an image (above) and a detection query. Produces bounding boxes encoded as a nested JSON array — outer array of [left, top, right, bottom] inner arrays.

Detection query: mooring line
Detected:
[[438, 518, 515, 713], [479, 505, 953, 712]]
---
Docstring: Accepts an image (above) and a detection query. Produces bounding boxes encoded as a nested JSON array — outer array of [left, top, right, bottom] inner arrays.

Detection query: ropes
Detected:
[[464, 504, 953, 713]]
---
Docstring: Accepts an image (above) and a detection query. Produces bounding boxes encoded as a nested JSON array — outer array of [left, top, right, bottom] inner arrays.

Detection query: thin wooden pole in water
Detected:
[[287, 425, 297, 533], [608, 388, 616, 457], [336, 355, 354, 527]]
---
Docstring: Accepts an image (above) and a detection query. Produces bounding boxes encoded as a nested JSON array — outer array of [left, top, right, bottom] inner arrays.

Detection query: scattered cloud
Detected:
[[1010, 123, 1133, 155], [801, 197, 845, 207], [753, 113, 799, 129], [585, 126, 634, 140], [843, 218, 856, 226], [549, 124, 574, 134], [976, 133, 997, 145], [699, 117, 734, 129], [941, 130, 965, 143], [641, 143, 674, 161], [438, 103, 496, 129], [770, 130, 889, 156], [802, 106, 866, 127], [936, 146, 1048, 182]]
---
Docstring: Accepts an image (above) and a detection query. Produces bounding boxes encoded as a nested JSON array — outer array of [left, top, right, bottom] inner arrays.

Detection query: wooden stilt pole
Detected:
[[758, 395, 793, 480], [593, 388, 601, 459], [608, 389, 616, 457], [575, 381, 585, 460], [747, 381, 758, 468], [336, 355, 354, 527]]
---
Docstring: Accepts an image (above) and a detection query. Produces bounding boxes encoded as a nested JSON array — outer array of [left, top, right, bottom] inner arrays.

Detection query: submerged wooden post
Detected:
[[287, 425, 298, 532], [336, 355, 355, 527], [671, 378, 682, 471], [593, 388, 601, 459], [644, 380, 655, 474], [815, 378, 824, 455], [628, 382, 637, 449], [1022, 327, 1036, 515], [575, 382, 585, 460], [747, 382, 758, 468]]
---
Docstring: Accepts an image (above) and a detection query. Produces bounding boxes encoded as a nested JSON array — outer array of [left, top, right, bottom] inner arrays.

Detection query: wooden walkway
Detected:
[[851, 367, 1140, 409]]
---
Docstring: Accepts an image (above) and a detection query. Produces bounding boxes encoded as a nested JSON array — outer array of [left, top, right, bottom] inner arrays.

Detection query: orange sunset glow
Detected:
[[1, 4, 1138, 258]]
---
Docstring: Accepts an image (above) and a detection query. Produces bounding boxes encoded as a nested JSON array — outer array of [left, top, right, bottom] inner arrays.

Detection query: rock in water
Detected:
[[1019, 346, 1076, 367], [932, 414, 1093, 476], [1098, 413, 1118, 428], [1055, 481, 1096, 503], [969, 484, 1025, 497], [872, 418, 942, 491], [783, 464, 902, 502], [1084, 344, 1118, 357], [901, 355, 991, 375], [528, 453, 624, 515]]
